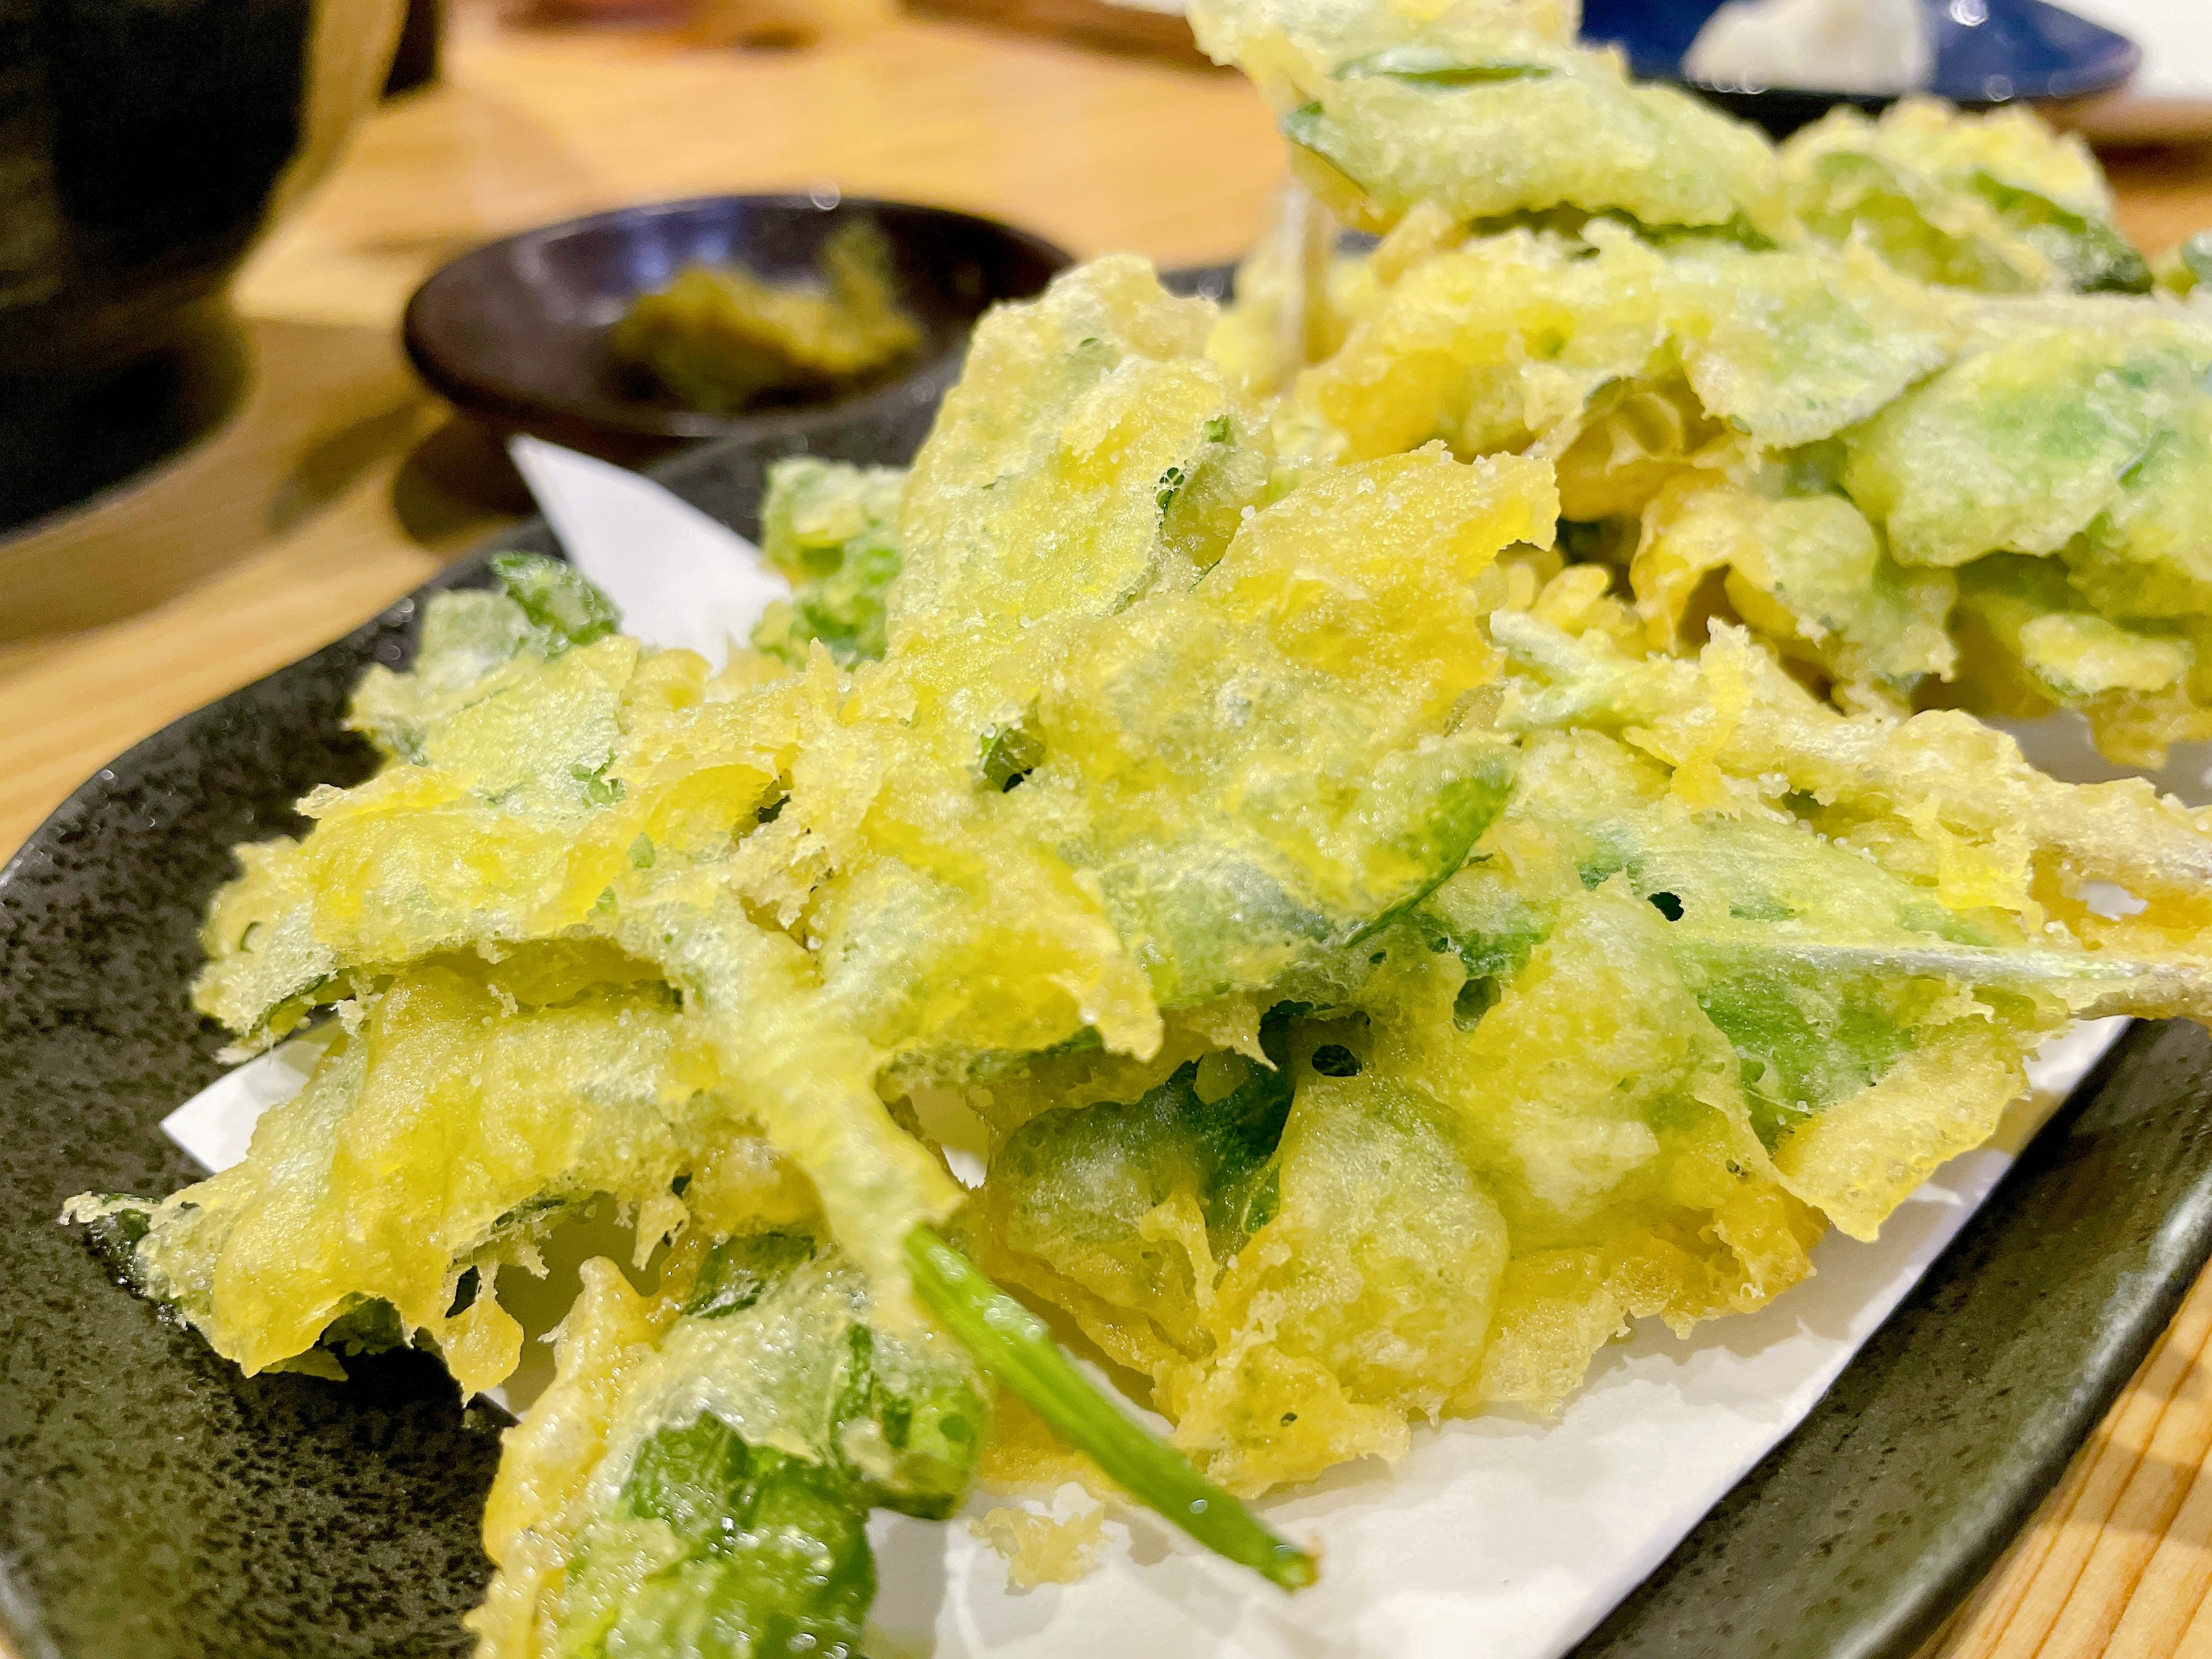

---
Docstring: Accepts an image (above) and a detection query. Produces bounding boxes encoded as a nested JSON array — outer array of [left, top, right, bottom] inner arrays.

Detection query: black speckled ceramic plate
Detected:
[[6, 291, 2212, 1659]]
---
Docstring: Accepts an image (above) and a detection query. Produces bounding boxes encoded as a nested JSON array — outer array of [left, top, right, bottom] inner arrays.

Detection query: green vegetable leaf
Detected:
[[570, 759, 624, 805], [994, 1003, 1300, 1258], [559, 1416, 876, 1659], [551, 1239, 988, 1657], [682, 1230, 818, 1318], [751, 457, 907, 668], [905, 1227, 1318, 1590], [2182, 230, 2212, 290], [979, 720, 1047, 791], [1966, 170, 2153, 295], [1333, 48, 1554, 87], [490, 552, 622, 652], [1156, 465, 1189, 514], [1280, 102, 1353, 177]]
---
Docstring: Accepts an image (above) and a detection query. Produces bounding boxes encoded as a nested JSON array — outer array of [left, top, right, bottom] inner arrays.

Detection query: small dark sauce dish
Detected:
[[403, 194, 1071, 464], [1581, 0, 2141, 139]]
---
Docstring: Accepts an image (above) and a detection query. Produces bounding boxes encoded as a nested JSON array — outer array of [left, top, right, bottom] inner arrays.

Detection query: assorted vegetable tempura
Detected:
[[1202, 0, 2212, 764], [66, 0, 2212, 1652]]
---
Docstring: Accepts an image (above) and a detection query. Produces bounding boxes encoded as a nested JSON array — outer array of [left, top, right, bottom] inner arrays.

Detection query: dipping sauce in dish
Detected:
[[403, 194, 1070, 461]]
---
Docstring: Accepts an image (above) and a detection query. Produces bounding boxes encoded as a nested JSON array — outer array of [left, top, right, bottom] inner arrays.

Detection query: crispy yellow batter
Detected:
[[93, 256, 2212, 1512], [1195, 0, 2211, 760]]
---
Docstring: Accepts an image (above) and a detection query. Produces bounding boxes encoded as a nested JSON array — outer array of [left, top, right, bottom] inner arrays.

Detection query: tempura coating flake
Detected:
[[1634, 474, 1957, 703], [971, 1500, 1108, 1588]]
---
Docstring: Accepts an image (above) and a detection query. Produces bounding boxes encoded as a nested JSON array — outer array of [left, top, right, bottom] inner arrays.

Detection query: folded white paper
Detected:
[[157, 450, 2139, 1657], [508, 435, 789, 672], [161, 1028, 336, 1175]]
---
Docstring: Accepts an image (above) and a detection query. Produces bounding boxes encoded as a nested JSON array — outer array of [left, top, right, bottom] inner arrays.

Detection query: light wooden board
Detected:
[[2, 9, 2211, 1652]]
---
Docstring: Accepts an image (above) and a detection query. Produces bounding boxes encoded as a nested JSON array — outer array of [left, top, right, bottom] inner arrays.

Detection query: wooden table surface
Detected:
[[3, 8, 2212, 1654]]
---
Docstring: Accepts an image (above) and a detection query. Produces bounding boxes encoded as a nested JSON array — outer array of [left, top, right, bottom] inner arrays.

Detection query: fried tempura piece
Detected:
[[974, 605, 2212, 1495], [468, 1239, 987, 1659], [67, 959, 812, 1396], [1199, 14, 2200, 761], [1188, 0, 1783, 237], [69, 167, 2212, 1631], [1785, 98, 2151, 295], [168, 262, 1557, 1300], [1281, 221, 1956, 474]]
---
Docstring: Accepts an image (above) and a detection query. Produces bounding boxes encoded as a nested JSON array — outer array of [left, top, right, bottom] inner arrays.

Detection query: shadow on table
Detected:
[[0, 316, 523, 642], [393, 412, 537, 537]]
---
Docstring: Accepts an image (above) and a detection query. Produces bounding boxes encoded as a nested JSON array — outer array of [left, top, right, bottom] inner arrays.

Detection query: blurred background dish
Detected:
[[1071, 0, 2205, 141], [2046, 1, 2212, 144], [402, 194, 1071, 464], [0, 0, 405, 533], [1579, 0, 2141, 136]]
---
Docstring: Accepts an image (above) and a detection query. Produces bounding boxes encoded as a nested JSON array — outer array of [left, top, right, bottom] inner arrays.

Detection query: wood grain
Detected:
[[2, 10, 2211, 1653], [1919, 1259, 2212, 1659]]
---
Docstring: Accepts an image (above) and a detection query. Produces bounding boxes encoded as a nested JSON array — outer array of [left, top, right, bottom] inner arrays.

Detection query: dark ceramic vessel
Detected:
[[3, 0, 301, 375], [1580, 0, 2141, 138], [0, 0, 402, 532], [402, 194, 1071, 464], [5, 289, 2212, 1656]]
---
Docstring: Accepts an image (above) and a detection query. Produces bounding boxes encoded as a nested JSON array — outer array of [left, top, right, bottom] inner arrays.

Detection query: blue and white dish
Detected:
[[1580, 0, 2141, 135]]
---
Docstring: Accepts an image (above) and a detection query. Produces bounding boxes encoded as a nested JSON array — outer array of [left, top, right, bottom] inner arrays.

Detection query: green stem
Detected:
[[905, 1226, 1319, 1590]]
